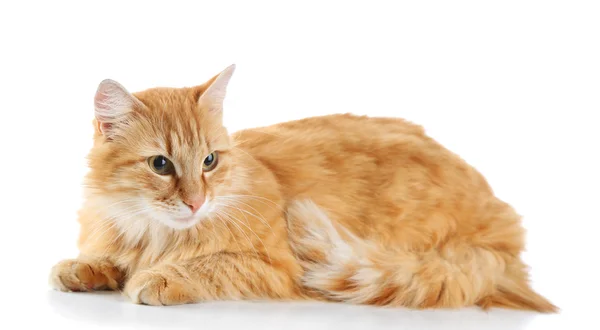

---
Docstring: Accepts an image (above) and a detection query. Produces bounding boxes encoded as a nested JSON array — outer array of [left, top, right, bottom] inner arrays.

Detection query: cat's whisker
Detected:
[[230, 146, 262, 168], [212, 212, 246, 258], [213, 195, 283, 235], [86, 219, 117, 243], [211, 212, 265, 289], [86, 202, 150, 242], [110, 208, 153, 240], [87, 218, 119, 240], [101, 197, 141, 208], [213, 208, 260, 258], [214, 208, 254, 249], [93, 207, 148, 233], [213, 203, 272, 265], [212, 200, 278, 258], [211, 213, 258, 284], [213, 197, 274, 230]]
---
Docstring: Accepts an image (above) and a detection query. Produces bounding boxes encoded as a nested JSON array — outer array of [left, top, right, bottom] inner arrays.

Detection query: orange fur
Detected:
[[49, 65, 556, 312]]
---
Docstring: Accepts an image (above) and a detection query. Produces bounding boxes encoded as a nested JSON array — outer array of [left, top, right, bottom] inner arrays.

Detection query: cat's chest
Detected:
[[120, 233, 219, 275]]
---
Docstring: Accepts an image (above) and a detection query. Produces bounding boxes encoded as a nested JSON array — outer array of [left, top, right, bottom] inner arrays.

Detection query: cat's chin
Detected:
[[159, 216, 201, 231]]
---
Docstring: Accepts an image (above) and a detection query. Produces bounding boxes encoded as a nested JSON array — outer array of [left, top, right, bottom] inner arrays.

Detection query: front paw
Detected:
[[49, 259, 121, 292], [124, 268, 196, 306]]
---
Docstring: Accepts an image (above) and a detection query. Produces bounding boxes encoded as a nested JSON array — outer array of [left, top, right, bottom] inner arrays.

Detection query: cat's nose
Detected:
[[184, 195, 205, 213]]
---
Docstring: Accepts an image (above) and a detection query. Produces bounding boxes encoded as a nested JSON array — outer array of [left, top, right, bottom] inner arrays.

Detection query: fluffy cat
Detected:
[[49, 64, 556, 312]]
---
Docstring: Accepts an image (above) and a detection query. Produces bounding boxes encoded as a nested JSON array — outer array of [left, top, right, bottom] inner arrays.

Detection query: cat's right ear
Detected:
[[94, 79, 140, 138]]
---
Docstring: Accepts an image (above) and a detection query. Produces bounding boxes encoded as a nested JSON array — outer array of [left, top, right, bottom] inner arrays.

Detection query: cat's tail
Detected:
[[476, 267, 558, 313], [286, 200, 557, 312]]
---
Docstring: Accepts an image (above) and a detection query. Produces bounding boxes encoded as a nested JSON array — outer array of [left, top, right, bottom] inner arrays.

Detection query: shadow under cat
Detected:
[[47, 290, 538, 330]]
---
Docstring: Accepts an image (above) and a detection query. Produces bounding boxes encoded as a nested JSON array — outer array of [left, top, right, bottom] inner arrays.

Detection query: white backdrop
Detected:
[[0, 1, 598, 329]]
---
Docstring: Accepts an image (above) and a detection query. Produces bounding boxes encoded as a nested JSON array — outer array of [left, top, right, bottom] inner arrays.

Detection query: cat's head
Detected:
[[85, 64, 240, 230]]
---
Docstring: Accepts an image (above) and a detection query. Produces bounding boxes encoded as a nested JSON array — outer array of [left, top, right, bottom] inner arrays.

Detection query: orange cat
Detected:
[[49, 64, 556, 312]]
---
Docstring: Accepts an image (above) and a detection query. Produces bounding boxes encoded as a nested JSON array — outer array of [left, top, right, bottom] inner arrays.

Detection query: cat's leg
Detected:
[[123, 252, 299, 305], [49, 257, 124, 292]]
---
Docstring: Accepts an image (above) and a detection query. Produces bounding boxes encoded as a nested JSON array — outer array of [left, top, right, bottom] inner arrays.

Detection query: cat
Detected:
[[49, 64, 556, 312]]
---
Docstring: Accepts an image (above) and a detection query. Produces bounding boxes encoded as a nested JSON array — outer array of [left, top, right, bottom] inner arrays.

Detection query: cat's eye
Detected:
[[148, 155, 174, 175], [202, 152, 219, 172]]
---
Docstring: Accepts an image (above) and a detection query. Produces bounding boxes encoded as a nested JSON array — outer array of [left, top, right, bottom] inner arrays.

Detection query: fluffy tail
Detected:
[[476, 269, 558, 313], [286, 200, 557, 312]]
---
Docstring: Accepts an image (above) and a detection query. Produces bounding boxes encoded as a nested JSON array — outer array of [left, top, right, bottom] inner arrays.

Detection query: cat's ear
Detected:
[[196, 64, 236, 117], [94, 79, 141, 138]]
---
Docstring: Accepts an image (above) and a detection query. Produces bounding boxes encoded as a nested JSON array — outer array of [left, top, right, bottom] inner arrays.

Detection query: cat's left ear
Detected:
[[196, 64, 236, 118]]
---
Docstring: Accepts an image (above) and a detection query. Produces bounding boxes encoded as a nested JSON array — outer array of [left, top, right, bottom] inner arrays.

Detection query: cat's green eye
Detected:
[[202, 152, 219, 172], [148, 155, 175, 175]]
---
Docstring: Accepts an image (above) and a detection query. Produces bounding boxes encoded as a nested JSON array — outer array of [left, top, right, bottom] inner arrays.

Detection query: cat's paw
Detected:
[[49, 259, 122, 292], [124, 268, 196, 306]]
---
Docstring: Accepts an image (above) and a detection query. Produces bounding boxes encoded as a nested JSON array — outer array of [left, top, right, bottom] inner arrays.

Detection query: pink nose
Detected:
[[184, 195, 205, 213]]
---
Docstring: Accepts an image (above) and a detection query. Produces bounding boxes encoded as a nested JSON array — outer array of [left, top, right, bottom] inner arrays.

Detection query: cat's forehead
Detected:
[[133, 87, 198, 114], [133, 87, 210, 138], [126, 86, 228, 159]]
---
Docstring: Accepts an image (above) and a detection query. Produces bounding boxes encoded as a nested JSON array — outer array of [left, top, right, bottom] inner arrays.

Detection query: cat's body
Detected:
[[50, 65, 556, 312]]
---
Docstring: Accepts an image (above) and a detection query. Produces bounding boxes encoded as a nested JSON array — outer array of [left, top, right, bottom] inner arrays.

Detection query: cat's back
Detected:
[[259, 113, 425, 138], [232, 113, 428, 157], [233, 113, 496, 241], [232, 113, 487, 195]]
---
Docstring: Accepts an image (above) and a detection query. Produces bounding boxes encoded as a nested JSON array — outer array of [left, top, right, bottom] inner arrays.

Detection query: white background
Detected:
[[1, 1, 599, 329]]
